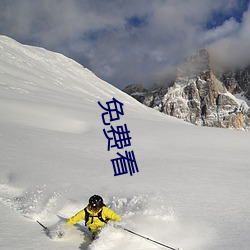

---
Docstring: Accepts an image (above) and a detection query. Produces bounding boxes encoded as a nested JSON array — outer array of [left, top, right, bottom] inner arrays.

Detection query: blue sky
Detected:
[[0, 0, 249, 89], [205, 0, 249, 28]]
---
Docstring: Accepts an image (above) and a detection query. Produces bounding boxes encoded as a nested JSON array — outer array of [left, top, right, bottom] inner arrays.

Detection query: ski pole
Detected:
[[122, 227, 180, 250], [37, 220, 48, 231]]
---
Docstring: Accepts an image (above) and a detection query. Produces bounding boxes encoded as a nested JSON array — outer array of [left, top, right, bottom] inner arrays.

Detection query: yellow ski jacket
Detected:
[[67, 206, 121, 233]]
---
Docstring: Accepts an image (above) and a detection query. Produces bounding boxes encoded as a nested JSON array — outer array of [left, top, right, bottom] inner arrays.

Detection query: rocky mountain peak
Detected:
[[123, 49, 250, 130], [177, 48, 210, 78]]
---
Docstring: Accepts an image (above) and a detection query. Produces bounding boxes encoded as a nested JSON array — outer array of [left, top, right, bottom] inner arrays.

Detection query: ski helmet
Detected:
[[89, 195, 104, 210]]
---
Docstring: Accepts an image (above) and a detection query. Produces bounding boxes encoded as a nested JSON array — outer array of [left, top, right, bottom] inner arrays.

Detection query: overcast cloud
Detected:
[[0, 0, 249, 89]]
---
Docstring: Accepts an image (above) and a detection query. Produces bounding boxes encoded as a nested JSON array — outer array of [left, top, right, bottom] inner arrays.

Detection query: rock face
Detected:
[[123, 84, 147, 103], [217, 66, 250, 100], [123, 49, 250, 130]]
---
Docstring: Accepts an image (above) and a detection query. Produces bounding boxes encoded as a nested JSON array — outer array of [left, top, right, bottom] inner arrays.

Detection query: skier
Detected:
[[66, 194, 121, 239]]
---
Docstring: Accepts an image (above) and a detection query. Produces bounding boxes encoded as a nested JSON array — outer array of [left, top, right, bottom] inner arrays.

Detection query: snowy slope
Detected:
[[0, 36, 250, 250]]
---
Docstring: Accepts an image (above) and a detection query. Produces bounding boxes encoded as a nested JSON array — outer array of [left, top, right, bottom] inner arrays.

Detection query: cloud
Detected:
[[209, 4, 250, 69], [200, 18, 240, 45], [0, 0, 249, 89]]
